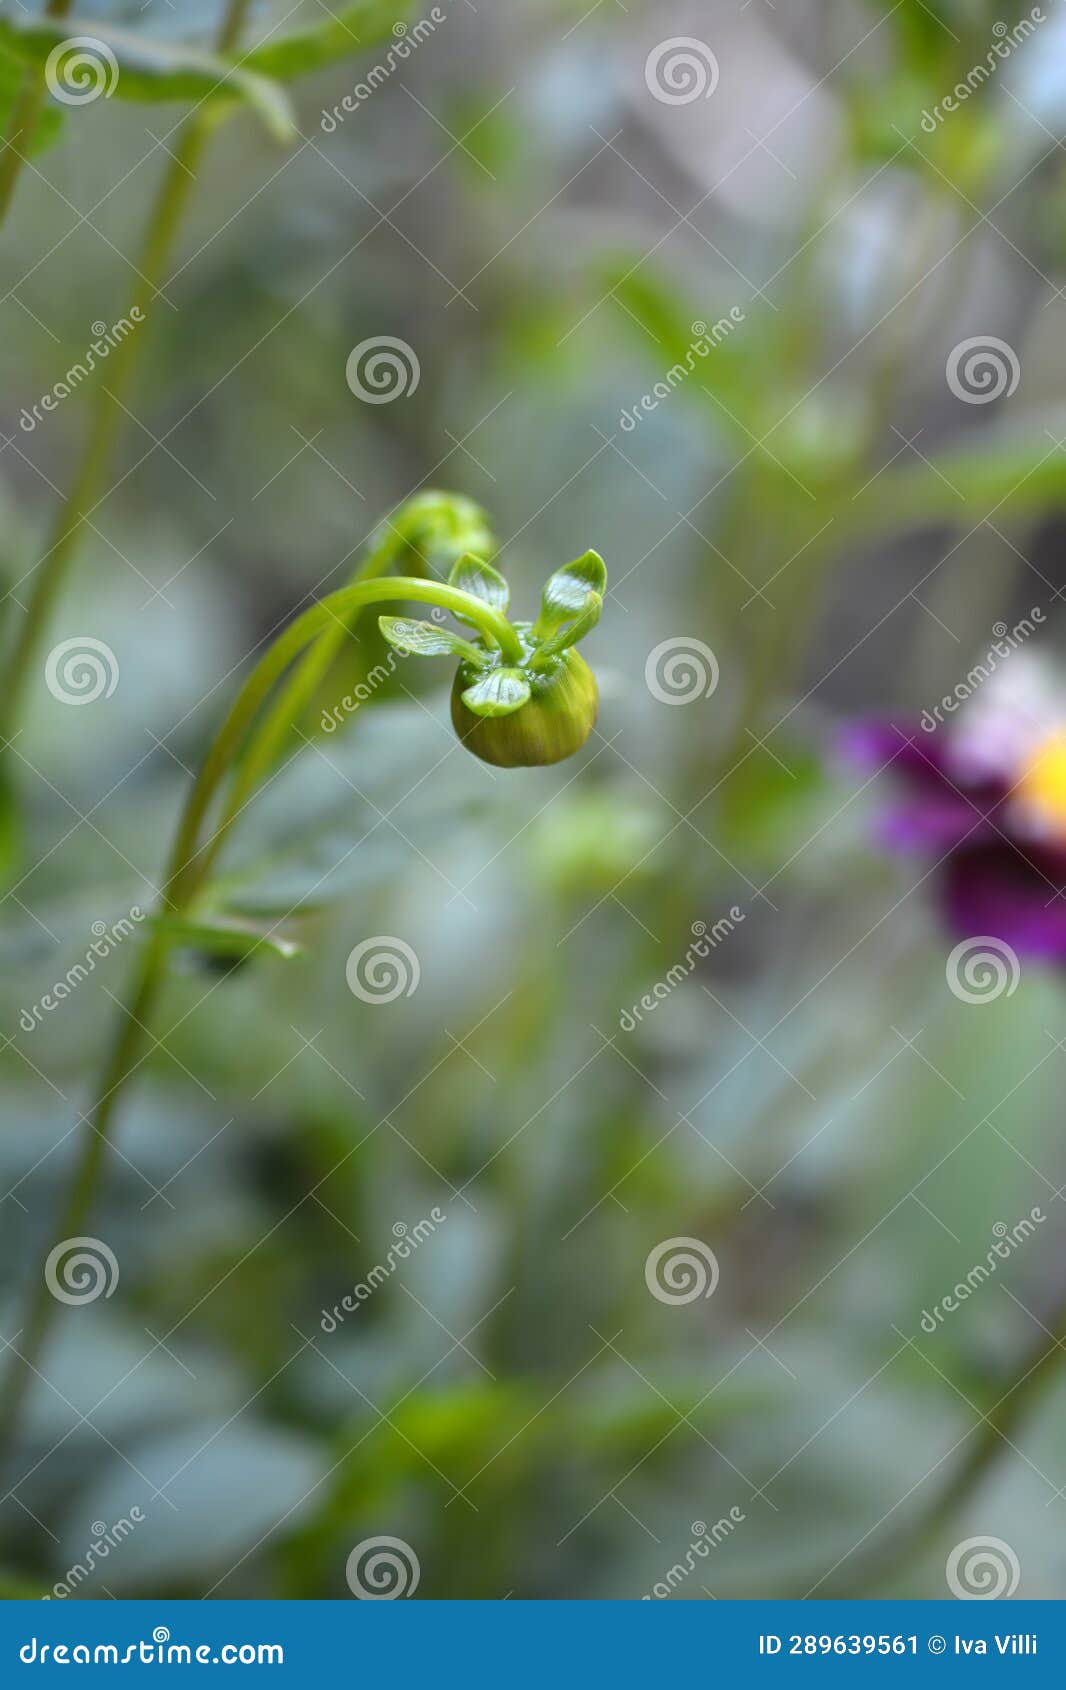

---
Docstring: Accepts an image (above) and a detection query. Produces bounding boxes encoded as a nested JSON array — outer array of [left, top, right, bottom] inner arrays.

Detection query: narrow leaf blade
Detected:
[[152, 913, 304, 962]]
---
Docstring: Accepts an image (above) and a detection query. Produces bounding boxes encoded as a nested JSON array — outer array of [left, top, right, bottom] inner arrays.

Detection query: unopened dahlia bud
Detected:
[[451, 645, 599, 768], [378, 548, 607, 769]]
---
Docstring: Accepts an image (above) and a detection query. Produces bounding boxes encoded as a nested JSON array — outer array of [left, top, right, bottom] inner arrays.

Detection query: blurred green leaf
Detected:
[[0, 47, 64, 157], [607, 266, 753, 425], [717, 743, 834, 873], [858, 0, 963, 74], [531, 790, 665, 898], [445, 91, 523, 180], [243, 1, 414, 82], [846, 72, 1005, 197], [0, 754, 19, 889], [152, 912, 305, 962], [0, 19, 296, 142], [854, 411, 1066, 535], [0, 1568, 49, 1598]]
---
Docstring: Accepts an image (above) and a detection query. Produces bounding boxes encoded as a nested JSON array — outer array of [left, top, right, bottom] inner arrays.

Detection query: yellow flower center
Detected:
[[1014, 731, 1066, 840]]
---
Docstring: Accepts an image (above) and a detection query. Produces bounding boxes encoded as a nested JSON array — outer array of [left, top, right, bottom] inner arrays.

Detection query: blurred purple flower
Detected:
[[846, 657, 1066, 960]]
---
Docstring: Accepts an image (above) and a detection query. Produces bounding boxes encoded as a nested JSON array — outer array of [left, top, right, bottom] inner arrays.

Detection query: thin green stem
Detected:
[[214, 0, 255, 55], [0, 0, 259, 1472], [0, 0, 253, 745], [822, 1301, 1066, 1595], [0, 943, 162, 1466], [201, 546, 400, 882], [0, 573, 518, 1472], [163, 575, 520, 907], [192, 505, 495, 893], [0, 0, 73, 226]]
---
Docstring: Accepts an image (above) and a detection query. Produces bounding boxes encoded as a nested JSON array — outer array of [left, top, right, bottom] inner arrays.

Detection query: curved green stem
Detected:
[[201, 542, 399, 882], [163, 575, 520, 908], [0, 0, 254, 748], [821, 1303, 1066, 1596], [185, 505, 497, 910], [0, 0, 262, 1471], [0, 572, 518, 1474]]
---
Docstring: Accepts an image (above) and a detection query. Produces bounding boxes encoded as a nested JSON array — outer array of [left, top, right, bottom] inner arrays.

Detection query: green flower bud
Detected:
[[377, 548, 607, 769], [451, 644, 599, 768]]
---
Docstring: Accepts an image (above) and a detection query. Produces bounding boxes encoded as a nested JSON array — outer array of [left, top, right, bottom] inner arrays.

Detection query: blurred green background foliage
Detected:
[[2, 0, 1066, 1600]]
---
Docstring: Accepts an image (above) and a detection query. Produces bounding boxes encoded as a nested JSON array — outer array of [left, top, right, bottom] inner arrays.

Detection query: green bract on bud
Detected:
[[378, 548, 607, 769]]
